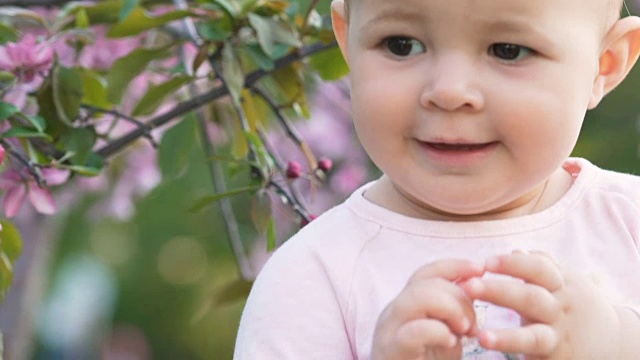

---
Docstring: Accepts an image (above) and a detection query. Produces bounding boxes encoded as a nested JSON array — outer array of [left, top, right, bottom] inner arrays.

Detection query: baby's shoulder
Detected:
[[253, 201, 382, 300], [592, 167, 640, 205], [274, 201, 381, 262]]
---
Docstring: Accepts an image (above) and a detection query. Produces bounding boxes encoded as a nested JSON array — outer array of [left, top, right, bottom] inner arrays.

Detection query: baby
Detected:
[[235, 0, 640, 358]]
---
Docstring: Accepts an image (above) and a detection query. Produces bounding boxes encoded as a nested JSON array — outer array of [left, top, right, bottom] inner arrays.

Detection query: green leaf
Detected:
[[53, 66, 84, 126], [266, 218, 276, 251], [106, 46, 171, 104], [221, 43, 244, 105], [209, 0, 239, 19], [212, 278, 253, 306], [66, 164, 102, 176], [132, 75, 192, 117], [37, 79, 66, 138], [197, 18, 233, 42], [25, 115, 46, 133], [0, 71, 16, 83], [108, 7, 195, 38], [0, 253, 13, 302], [158, 113, 197, 178], [0, 102, 18, 121], [60, 128, 97, 166], [248, 13, 302, 58], [0, 7, 47, 27], [254, 0, 289, 16], [0, 221, 22, 262], [81, 69, 111, 108], [189, 185, 261, 213], [81, 152, 106, 175], [119, 0, 139, 20], [1, 127, 51, 139], [243, 130, 275, 177], [75, 8, 90, 28], [263, 63, 304, 105], [0, 220, 22, 302], [309, 46, 349, 81], [237, 43, 275, 71], [61, 0, 122, 25], [250, 190, 272, 233], [0, 23, 18, 44]]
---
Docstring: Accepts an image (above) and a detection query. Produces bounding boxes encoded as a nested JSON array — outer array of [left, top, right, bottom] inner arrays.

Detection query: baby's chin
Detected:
[[417, 195, 528, 221]]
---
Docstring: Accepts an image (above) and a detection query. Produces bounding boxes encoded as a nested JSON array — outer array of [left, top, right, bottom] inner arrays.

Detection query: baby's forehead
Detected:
[[346, 0, 623, 23]]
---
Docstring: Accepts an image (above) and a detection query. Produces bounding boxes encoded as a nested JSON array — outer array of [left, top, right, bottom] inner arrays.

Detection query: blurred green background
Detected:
[[13, 0, 640, 358]]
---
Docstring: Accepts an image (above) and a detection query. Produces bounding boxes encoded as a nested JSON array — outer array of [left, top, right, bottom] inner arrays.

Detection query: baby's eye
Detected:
[[384, 36, 425, 57], [490, 43, 532, 62]]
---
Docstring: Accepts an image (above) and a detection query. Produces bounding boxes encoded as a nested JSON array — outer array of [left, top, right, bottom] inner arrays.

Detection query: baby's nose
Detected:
[[419, 55, 484, 112]]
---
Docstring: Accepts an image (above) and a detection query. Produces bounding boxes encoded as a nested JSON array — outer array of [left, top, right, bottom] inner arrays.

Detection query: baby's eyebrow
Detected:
[[481, 19, 553, 44], [483, 19, 536, 35], [360, 7, 426, 31]]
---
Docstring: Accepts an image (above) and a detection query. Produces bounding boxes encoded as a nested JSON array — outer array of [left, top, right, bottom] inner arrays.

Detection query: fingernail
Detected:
[[460, 318, 470, 332], [448, 335, 457, 348], [484, 331, 497, 347], [467, 278, 484, 294]]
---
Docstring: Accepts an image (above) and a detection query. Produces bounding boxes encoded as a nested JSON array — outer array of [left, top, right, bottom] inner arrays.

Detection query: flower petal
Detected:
[[42, 168, 70, 186], [0, 169, 22, 190], [28, 185, 56, 215], [4, 185, 26, 218]]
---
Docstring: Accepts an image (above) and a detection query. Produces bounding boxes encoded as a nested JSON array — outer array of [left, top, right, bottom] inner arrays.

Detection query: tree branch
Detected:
[[0, 0, 80, 6], [95, 41, 337, 159], [250, 85, 306, 148], [173, 1, 256, 280], [80, 105, 158, 148], [0, 139, 45, 187]]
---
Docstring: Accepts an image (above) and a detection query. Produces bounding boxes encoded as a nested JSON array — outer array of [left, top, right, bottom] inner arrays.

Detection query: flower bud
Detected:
[[300, 214, 318, 227], [286, 161, 302, 179], [317, 158, 333, 172], [0, 144, 5, 165]]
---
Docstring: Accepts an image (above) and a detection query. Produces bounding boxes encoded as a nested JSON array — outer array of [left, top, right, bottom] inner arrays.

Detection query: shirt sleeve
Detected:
[[234, 240, 354, 359]]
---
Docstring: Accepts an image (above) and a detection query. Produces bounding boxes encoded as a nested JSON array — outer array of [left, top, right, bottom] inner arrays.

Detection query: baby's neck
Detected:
[[365, 168, 575, 222]]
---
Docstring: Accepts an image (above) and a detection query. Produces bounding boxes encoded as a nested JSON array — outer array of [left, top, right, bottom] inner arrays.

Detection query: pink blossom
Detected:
[[77, 27, 140, 70], [2, 81, 41, 110], [0, 168, 70, 218], [0, 34, 54, 83]]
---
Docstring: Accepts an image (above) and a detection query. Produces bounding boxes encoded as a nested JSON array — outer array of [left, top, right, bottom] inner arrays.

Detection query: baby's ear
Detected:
[[590, 16, 640, 109], [331, 0, 349, 63]]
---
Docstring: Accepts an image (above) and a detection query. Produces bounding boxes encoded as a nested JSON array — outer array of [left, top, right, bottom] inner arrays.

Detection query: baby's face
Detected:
[[340, 0, 612, 218]]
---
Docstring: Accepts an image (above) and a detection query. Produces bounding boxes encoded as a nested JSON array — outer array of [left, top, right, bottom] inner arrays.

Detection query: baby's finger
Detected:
[[485, 252, 563, 292], [395, 318, 457, 356], [462, 278, 560, 323], [411, 259, 484, 283], [478, 323, 558, 356], [394, 278, 475, 335]]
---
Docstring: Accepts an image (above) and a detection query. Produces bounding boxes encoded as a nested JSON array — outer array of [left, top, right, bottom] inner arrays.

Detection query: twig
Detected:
[[0, 139, 45, 187], [302, 0, 321, 31], [0, 0, 82, 6], [80, 105, 158, 148], [249, 85, 305, 147], [95, 41, 337, 158], [256, 127, 310, 220], [174, 0, 255, 280], [268, 180, 310, 222]]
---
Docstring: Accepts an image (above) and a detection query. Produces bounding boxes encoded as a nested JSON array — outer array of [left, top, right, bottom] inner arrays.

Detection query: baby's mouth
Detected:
[[424, 142, 498, 151]]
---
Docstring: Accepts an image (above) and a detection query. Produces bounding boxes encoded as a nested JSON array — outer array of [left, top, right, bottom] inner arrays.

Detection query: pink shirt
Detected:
[[235, 158, 640, 359]]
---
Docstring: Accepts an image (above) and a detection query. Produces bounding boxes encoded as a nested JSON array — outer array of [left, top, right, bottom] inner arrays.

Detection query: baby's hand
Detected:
[[462, 251, 622, 359], [372, 259, 483, 360]]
